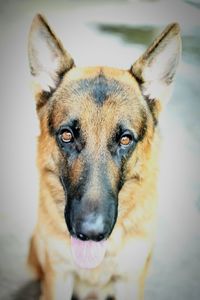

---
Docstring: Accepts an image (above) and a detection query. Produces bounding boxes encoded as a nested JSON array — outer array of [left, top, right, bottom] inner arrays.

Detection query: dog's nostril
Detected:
[[96, 233, 105, 241], [76, 232, 106, 242], [77, 232, 89, 241], [75, 214, 109, 241]]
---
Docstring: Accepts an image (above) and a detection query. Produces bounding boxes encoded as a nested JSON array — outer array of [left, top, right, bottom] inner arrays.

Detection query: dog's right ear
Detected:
[[28, 14, 74, 95], [131, 23, 181, 105]]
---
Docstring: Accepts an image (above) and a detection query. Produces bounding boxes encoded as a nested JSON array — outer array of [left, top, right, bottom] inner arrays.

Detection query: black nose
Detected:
[[76, 232, 105, 242], [75, 213, 108, 242]]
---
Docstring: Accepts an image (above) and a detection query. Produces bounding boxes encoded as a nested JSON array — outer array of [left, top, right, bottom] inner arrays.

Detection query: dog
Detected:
[[27, 14, 181, 300]]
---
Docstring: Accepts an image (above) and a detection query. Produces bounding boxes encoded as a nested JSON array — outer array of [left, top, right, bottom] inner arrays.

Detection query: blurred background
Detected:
[[0, 0, 200, 299]]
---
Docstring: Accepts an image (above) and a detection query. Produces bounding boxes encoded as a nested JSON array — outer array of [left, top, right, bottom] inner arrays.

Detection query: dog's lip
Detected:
[[70, 236, 107, 269]]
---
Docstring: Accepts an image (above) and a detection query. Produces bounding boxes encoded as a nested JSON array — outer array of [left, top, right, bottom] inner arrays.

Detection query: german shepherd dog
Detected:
[[28, 14, 181, 300]]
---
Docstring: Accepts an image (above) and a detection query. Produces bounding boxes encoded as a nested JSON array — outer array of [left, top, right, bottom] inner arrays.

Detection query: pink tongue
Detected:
[[71, 237, 107, 269]]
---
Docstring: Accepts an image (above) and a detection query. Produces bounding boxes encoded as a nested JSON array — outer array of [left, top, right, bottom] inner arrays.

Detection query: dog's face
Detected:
[[28, 15, 181, 246], [46, 67, 154, 242]]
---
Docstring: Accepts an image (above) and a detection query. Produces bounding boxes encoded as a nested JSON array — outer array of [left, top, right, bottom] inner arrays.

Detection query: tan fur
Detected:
[[28, 14, 181, 300]]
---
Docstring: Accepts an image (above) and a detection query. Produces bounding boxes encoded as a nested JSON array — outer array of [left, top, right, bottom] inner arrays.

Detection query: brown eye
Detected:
[[61, 130, 73, 143], [120, 135, 132, 146]]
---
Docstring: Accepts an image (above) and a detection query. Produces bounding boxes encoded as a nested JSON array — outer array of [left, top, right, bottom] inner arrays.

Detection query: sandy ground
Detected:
[[0, 0, 200, 299]]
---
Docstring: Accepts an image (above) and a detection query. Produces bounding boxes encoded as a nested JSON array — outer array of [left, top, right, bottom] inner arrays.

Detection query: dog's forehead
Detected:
[[70, 73, 125, 105], [62, 66, 142, 102], [50, 66, 147, 131]]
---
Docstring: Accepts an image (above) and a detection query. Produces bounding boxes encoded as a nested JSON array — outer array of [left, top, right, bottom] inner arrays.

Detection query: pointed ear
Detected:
[[131, 23, 181, 105], [28, 14, 74, 93]]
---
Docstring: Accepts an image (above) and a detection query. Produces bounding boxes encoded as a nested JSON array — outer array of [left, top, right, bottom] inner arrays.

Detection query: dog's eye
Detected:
[[60, 130, 73, 143], [119, 134, 132, 146]]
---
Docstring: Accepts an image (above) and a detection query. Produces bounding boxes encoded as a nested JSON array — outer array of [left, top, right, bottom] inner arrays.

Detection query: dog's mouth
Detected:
[[71, 236, 107, 269]]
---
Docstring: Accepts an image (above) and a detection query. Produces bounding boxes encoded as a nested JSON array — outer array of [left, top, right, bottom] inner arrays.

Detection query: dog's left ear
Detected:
[[28, 14, 74, 93], [131, 23, 181, 105]]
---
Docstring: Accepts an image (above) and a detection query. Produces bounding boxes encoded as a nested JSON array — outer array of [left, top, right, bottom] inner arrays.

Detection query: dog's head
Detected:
[[28, 14, 181, 268]]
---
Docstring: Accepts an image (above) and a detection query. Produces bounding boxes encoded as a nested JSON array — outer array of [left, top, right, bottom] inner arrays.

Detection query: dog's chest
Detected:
[[76, 255, 117, 286], [47, 236, 116, 286]]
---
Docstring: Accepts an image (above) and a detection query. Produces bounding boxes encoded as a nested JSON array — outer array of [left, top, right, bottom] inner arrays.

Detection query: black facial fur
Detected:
[[61, 160, 118, 241], [56, 119, 85, 157], [108, 124, 138, 167], [74, 73, 127, 105]]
